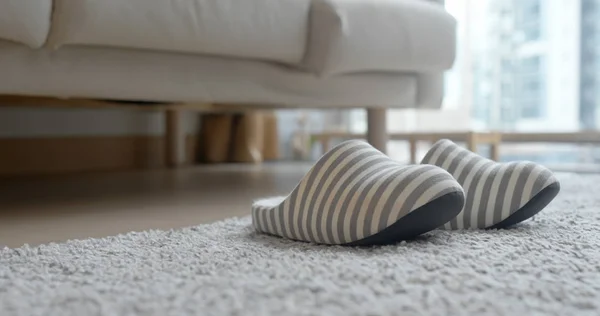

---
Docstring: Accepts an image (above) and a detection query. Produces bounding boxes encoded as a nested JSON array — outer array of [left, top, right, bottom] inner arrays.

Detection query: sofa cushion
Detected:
[[48, 0, 311, 64], [304, 0, 456, 76], [0, 0, 52, 48]]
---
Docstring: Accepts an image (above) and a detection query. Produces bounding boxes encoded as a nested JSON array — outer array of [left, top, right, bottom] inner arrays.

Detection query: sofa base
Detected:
[[0, 94, 390, 167]]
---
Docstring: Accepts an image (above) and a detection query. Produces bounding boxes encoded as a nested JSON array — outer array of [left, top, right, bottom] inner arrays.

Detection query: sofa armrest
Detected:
[[303, 0, 456, 76], [416, 73, 444, 108]]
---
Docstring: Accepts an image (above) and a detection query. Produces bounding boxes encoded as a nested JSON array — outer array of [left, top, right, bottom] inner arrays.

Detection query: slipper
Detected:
[[252, 140, 465, 245], [421, 139, 560, 229]]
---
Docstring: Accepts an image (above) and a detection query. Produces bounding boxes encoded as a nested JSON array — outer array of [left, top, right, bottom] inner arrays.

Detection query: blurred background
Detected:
[[281, 0, 600, 170], [1, 0, 598, 177]]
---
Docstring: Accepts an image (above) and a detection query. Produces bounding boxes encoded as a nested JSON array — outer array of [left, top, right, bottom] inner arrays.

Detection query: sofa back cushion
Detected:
[[0, 0, 52, 48], [47, 0, 311, 64]]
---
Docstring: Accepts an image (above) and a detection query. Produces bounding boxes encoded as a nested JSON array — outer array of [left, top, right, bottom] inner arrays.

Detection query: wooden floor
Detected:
[[0, 163, 310, 248]]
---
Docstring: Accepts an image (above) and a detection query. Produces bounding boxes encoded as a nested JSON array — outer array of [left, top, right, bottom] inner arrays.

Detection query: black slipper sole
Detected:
[[490, 182, 560, 229], [345, 191, 464, 246]]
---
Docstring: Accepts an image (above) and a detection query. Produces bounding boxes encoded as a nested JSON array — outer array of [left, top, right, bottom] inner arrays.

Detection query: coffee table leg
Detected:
[[467, 132, 478, 154]]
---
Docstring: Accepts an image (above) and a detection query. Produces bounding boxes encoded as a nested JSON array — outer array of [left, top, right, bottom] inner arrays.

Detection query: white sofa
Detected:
[[0, 0, 456, 156]]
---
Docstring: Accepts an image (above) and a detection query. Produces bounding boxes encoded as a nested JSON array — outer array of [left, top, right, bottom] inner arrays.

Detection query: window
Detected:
[[515, 0, 542, 41], [524, 78, 540, 92], [472, 85, 490, 120], [501, 77, 514, 92], [520, 100, 542, 118], [516, 0, 541, 23], [517, 56, 541, 74], [582, 0, 597, 12], [515, 74, 544, 118], [522, 26, 541, 41], [501, 105, 516, 122], [501, 59, 513, 71]]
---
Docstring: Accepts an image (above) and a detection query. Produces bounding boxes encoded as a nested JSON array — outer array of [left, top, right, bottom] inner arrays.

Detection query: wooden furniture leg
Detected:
[[490, 132, 502, 161], [262, 111, 280, 160], [367, 108, 388, 154], [232, 112, 264, 163], [322, 136, 331, 154], [165, 109, 185, 168], [409, 138, 417, 164], [466, 132, 478, 154], [200, 114, 233, 163]]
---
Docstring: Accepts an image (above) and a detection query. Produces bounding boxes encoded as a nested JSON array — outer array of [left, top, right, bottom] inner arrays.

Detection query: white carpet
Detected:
[[1, 173, 599, 316]]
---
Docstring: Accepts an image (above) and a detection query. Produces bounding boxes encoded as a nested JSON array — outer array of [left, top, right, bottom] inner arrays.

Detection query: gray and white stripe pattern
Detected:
[[252, 140, 463, 244], [421, 139, 559, 229]]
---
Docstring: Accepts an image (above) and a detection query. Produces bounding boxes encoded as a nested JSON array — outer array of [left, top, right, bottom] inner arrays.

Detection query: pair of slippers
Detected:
[[252, 139, 560, 246]]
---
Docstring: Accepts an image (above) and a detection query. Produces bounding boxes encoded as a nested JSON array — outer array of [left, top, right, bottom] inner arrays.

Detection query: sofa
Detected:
[[0, 0, 456, 163]]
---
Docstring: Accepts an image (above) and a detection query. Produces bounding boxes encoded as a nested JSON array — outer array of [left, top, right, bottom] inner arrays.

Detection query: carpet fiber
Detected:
[[1, 173, 599, 316]]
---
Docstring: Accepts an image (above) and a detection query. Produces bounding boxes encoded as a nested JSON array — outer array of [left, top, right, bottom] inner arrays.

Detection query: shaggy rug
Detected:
[[1, 173, 599, 316]]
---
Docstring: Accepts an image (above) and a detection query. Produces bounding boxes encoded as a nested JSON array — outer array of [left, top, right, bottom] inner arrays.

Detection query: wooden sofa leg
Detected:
[[165, 109, 186, 168], [409, 138, 417, 164], [367, 108, 388, 154]]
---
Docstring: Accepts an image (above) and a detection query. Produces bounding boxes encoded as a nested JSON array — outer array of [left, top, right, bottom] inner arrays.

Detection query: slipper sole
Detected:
[[490, 181, 560, 229]]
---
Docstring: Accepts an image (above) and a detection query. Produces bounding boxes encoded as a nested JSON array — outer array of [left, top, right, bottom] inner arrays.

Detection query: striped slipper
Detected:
[[252, 140, 465, 246], [421, 139, 560, 230]]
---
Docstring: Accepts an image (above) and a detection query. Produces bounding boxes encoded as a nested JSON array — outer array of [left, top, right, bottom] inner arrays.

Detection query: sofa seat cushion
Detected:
[[48, 0, 311, 64], [304, 0, 457, 76], [0, 0, 52, 48]]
